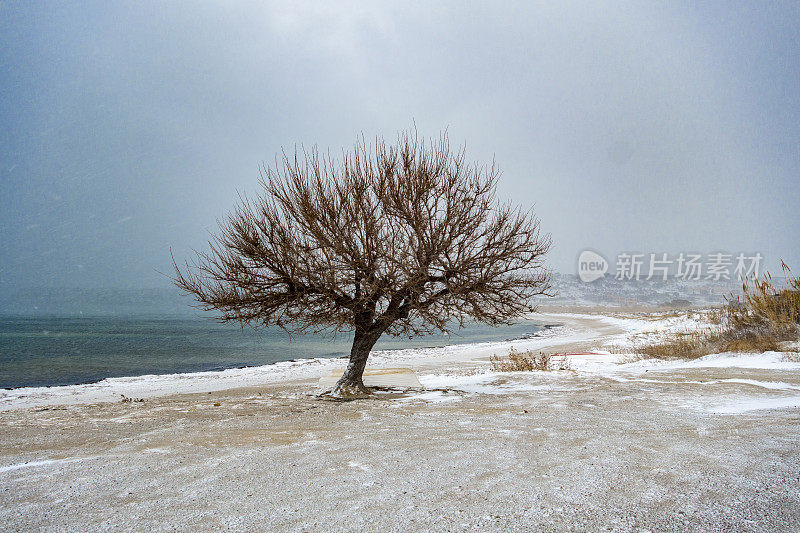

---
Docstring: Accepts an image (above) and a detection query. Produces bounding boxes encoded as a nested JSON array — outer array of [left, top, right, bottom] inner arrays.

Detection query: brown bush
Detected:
[[490, 347, 570, 371], [634, 332, 710, 359]]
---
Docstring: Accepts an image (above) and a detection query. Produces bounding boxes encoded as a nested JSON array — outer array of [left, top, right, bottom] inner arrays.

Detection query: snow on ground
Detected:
[[0, 457, 84, 474], [613, 350, 800, 372], [591, 310, 710, 350], [0, 356, 348, 411], [402, 311, 800, 415], [418, 372, 560, 395], [707, 395, 800, 414], [3, 310, 798, 416], [3, 310, 799, 531]]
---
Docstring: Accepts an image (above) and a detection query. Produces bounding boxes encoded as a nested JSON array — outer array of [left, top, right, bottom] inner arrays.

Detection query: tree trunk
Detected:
[[331, 330, 380, 398]]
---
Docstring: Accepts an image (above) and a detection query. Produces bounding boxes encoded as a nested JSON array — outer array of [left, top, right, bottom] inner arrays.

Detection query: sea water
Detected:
[[0, 314, 546, 389]]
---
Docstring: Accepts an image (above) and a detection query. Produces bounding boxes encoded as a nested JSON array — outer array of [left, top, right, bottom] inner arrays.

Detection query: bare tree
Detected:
[[172, 129, 552, 397]]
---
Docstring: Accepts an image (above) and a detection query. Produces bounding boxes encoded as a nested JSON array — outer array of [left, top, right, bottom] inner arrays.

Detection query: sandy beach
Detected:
[[4, 1, 799, 530], [2, 313, 799, 531]]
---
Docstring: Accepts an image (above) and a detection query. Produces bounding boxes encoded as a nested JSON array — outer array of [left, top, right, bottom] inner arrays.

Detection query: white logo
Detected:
[[577, 250, 608, 282]]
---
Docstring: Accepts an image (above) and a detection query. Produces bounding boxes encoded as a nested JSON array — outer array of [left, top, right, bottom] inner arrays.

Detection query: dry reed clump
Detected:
[[636, 261, 799, 359], [490, 347, 570, 371], [633, 331, 711, 359], [723, 260, 800, 339]]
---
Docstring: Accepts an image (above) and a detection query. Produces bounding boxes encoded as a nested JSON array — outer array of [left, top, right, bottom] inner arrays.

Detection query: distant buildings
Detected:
[[537, 273, 741, 308]]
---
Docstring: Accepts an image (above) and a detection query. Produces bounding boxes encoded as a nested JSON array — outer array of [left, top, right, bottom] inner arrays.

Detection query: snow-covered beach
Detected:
[[2, 311, 799, 530], [0, 313, 595, 411]]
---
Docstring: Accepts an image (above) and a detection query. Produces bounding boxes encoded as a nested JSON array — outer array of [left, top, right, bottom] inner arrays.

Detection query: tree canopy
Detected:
[[173, 129, 552, 396]]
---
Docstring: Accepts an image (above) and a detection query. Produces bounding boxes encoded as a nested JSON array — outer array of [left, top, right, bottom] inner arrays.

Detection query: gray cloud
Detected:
[[1, 1, 797, 288]]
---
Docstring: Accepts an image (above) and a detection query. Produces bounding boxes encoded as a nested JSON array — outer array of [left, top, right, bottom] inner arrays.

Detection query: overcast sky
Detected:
[[1, 1, 798, 289]]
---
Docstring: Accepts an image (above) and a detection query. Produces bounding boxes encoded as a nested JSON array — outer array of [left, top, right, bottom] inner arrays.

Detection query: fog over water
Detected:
[[2, 1, 798, 292]]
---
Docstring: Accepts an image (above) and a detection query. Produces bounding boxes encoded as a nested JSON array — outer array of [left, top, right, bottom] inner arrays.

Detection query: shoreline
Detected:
[[0, 313, 625, 411], [0, 313, 560, 392]]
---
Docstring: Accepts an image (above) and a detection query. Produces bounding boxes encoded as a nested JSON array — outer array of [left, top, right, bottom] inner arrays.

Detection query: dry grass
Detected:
[[634, 329, 783, 359], [723, 260, 800, 337], [635, 261, 799, 359], [490, 347, 570, 371], [634, 331, 711, 359]]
